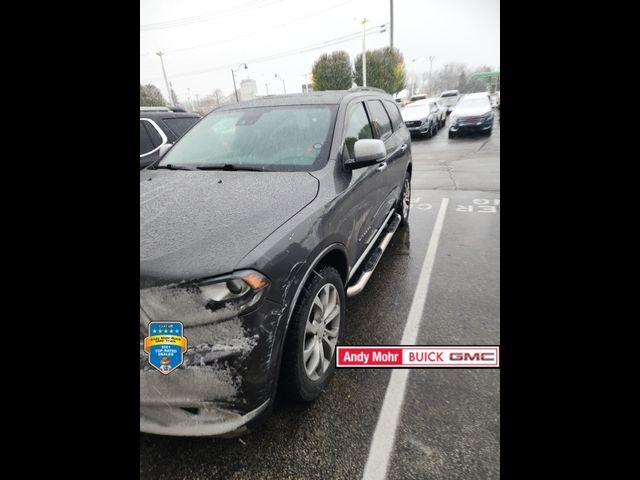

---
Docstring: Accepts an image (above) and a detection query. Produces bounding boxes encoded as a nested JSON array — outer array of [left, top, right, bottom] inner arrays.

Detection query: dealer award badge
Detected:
[[143, 322, 188, 374]]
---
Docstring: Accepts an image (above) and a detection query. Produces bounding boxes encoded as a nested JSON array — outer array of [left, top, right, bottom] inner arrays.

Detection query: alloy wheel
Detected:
[[303, 284, 341, 380]]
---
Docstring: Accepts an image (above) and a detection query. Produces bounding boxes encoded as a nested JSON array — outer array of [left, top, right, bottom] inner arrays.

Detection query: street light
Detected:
[[275, 73, 286, 94], [428, 56, 435, 97], [231, 63, 248, 102], [361, 18, 368, 87]]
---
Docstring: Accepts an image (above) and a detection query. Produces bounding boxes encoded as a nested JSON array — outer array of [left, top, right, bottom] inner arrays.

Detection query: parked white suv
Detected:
[[438, 90, 461, 113]]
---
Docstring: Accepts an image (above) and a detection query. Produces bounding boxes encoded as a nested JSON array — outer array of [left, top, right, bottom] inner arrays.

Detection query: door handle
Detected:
[[377, 162, 387, 172], [400, 143, 408, 152]]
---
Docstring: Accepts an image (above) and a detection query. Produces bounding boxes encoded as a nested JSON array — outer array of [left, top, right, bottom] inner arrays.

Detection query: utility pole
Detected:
[[187, 88, 192, 111], [265, 83, 269, 95], [361, 18, 368, 87], [275, 73, 286, 94], [390, 0, 394, 49], [231, 63, 248, 102], [156, 52, 174, 107], [428, 56, 435, 97], [214, 90, 220, 106], [194, 93, 200, 111]]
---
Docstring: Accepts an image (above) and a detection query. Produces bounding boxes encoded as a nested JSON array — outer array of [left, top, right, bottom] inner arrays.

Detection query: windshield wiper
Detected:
[[196, 164, 270, 172], [154, 164, 195, 171]]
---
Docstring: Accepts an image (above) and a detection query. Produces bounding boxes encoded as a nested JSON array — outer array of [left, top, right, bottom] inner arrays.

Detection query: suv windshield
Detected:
[[158, 105, 337, 172]]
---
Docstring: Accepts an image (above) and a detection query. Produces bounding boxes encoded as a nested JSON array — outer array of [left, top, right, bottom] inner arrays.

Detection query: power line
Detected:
[[147, 0, 355, 56], [144, 24, 388, 82], [140, 0, 285, 31]]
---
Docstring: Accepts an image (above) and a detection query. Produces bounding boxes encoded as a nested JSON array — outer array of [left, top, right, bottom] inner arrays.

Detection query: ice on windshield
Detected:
[[159, 105, 336, 171]]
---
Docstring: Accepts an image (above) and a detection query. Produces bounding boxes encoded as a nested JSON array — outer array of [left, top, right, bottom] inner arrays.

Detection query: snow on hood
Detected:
[[140, 169, 319, 286], [401, 105, 431, 122], [451, 104, 491, 117]]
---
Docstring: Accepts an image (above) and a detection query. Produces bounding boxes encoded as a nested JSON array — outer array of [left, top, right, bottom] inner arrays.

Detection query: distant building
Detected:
[[240, 79, 257, 101]]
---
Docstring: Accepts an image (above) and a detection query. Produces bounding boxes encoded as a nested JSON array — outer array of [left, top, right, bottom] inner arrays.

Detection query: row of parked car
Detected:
[[399, 90, 496, 139], [140, 89, 499, 170]]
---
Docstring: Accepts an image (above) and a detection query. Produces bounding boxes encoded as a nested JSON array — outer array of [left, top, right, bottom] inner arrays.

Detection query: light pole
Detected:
[[156, 52, 174, 107], [428, 56, 435, 97], [231, 63, 248, 102], [275, 73, 286, 94], [390, 0, 394, 49], [265, 83, 269, 95], [361, 18, 368, 87]]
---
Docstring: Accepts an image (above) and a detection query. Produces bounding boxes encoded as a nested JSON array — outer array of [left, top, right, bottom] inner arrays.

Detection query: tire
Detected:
[[396, 172, 411, 226], [448, 131, 455, 139], [280, 266, 345, 402], [486, 128, 492, 136]]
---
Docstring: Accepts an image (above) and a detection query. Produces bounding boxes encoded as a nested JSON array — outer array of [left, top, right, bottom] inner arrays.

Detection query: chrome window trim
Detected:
[[140, 118, 168, 158]]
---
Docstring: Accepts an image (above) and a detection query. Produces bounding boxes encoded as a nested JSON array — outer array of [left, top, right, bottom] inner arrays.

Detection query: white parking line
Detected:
[[361, 198, 449, 480]]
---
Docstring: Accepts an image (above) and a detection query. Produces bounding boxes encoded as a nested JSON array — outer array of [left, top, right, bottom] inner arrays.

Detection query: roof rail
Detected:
[[348, 86, 387, 94], [140, 106, 171, 112]]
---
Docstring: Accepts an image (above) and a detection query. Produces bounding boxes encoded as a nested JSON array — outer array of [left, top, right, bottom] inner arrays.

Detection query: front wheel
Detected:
[[397, 172, 411, 226], [280, 266, 345, 402]]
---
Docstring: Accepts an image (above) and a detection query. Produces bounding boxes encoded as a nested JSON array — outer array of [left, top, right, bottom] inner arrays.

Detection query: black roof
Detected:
[[215, 88, 394, 111]]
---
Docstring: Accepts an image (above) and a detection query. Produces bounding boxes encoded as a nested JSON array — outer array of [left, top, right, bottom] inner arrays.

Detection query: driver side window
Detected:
[[343, 102, 373, 160]]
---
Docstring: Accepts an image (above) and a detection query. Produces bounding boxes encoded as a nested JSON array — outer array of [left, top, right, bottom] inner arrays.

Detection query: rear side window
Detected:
[[383, 100, 404, 131], [140, 121, 154, 155], [141, 120, 163, 148], [162, 117, 199, 138], [343, 102, 373, 159], [441, 92, 458, 98], [367, 100, 393, 141]]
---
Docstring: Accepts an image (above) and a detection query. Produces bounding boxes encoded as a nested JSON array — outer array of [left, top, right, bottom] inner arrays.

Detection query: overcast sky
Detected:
[[140, 0, 499, 101]]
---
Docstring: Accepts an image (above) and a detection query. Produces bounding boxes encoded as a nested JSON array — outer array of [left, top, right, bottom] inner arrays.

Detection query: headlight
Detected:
[[140, 270, 271, 327], [198, 270, 270, 316]]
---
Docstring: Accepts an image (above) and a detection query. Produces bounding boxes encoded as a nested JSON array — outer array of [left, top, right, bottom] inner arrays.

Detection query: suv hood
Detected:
[[402, 107, 430, 122], [140, 170, 319, 287], [451, 105, 491, 117]]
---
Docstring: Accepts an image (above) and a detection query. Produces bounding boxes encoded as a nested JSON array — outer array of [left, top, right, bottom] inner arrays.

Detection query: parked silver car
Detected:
[[401, 98, 442, 138]]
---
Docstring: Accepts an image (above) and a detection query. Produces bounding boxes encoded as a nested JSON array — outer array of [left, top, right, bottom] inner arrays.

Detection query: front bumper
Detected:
[[449, 117, 493, 134], [140, 399, 270, 437], [407, 123, 429, 135], [140, 298, 285, 436]]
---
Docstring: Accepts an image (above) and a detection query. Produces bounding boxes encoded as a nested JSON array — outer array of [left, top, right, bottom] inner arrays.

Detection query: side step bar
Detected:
[[346, 213, 402, 297]]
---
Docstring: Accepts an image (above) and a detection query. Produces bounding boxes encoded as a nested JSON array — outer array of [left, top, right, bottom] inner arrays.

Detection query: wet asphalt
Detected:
[[140, 116, 500, 480]]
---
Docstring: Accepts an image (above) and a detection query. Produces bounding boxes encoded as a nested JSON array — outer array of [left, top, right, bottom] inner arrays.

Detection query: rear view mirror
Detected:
[[158, 143, 173, 159], [345, 139, 387, 170]]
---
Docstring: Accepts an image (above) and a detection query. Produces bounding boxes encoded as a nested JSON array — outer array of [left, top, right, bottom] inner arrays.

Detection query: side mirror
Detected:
[[345, 139, 387, 170], [158, 143, 173, 159]]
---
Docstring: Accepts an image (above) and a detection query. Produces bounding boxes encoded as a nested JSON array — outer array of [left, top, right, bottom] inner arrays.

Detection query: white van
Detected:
[[438, 90, 461, 113]]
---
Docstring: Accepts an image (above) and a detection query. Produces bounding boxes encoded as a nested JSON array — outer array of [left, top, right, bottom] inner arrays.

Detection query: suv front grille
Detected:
[[458, 115, 484, 124], [405, 121, 421, 128]]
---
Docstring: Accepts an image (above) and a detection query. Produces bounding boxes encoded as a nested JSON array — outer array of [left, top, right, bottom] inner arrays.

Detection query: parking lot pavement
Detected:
[[140, 117, 500, 480]]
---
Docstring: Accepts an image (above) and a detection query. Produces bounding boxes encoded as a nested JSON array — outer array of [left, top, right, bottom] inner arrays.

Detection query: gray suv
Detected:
[[140, 88, 412, 436]]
